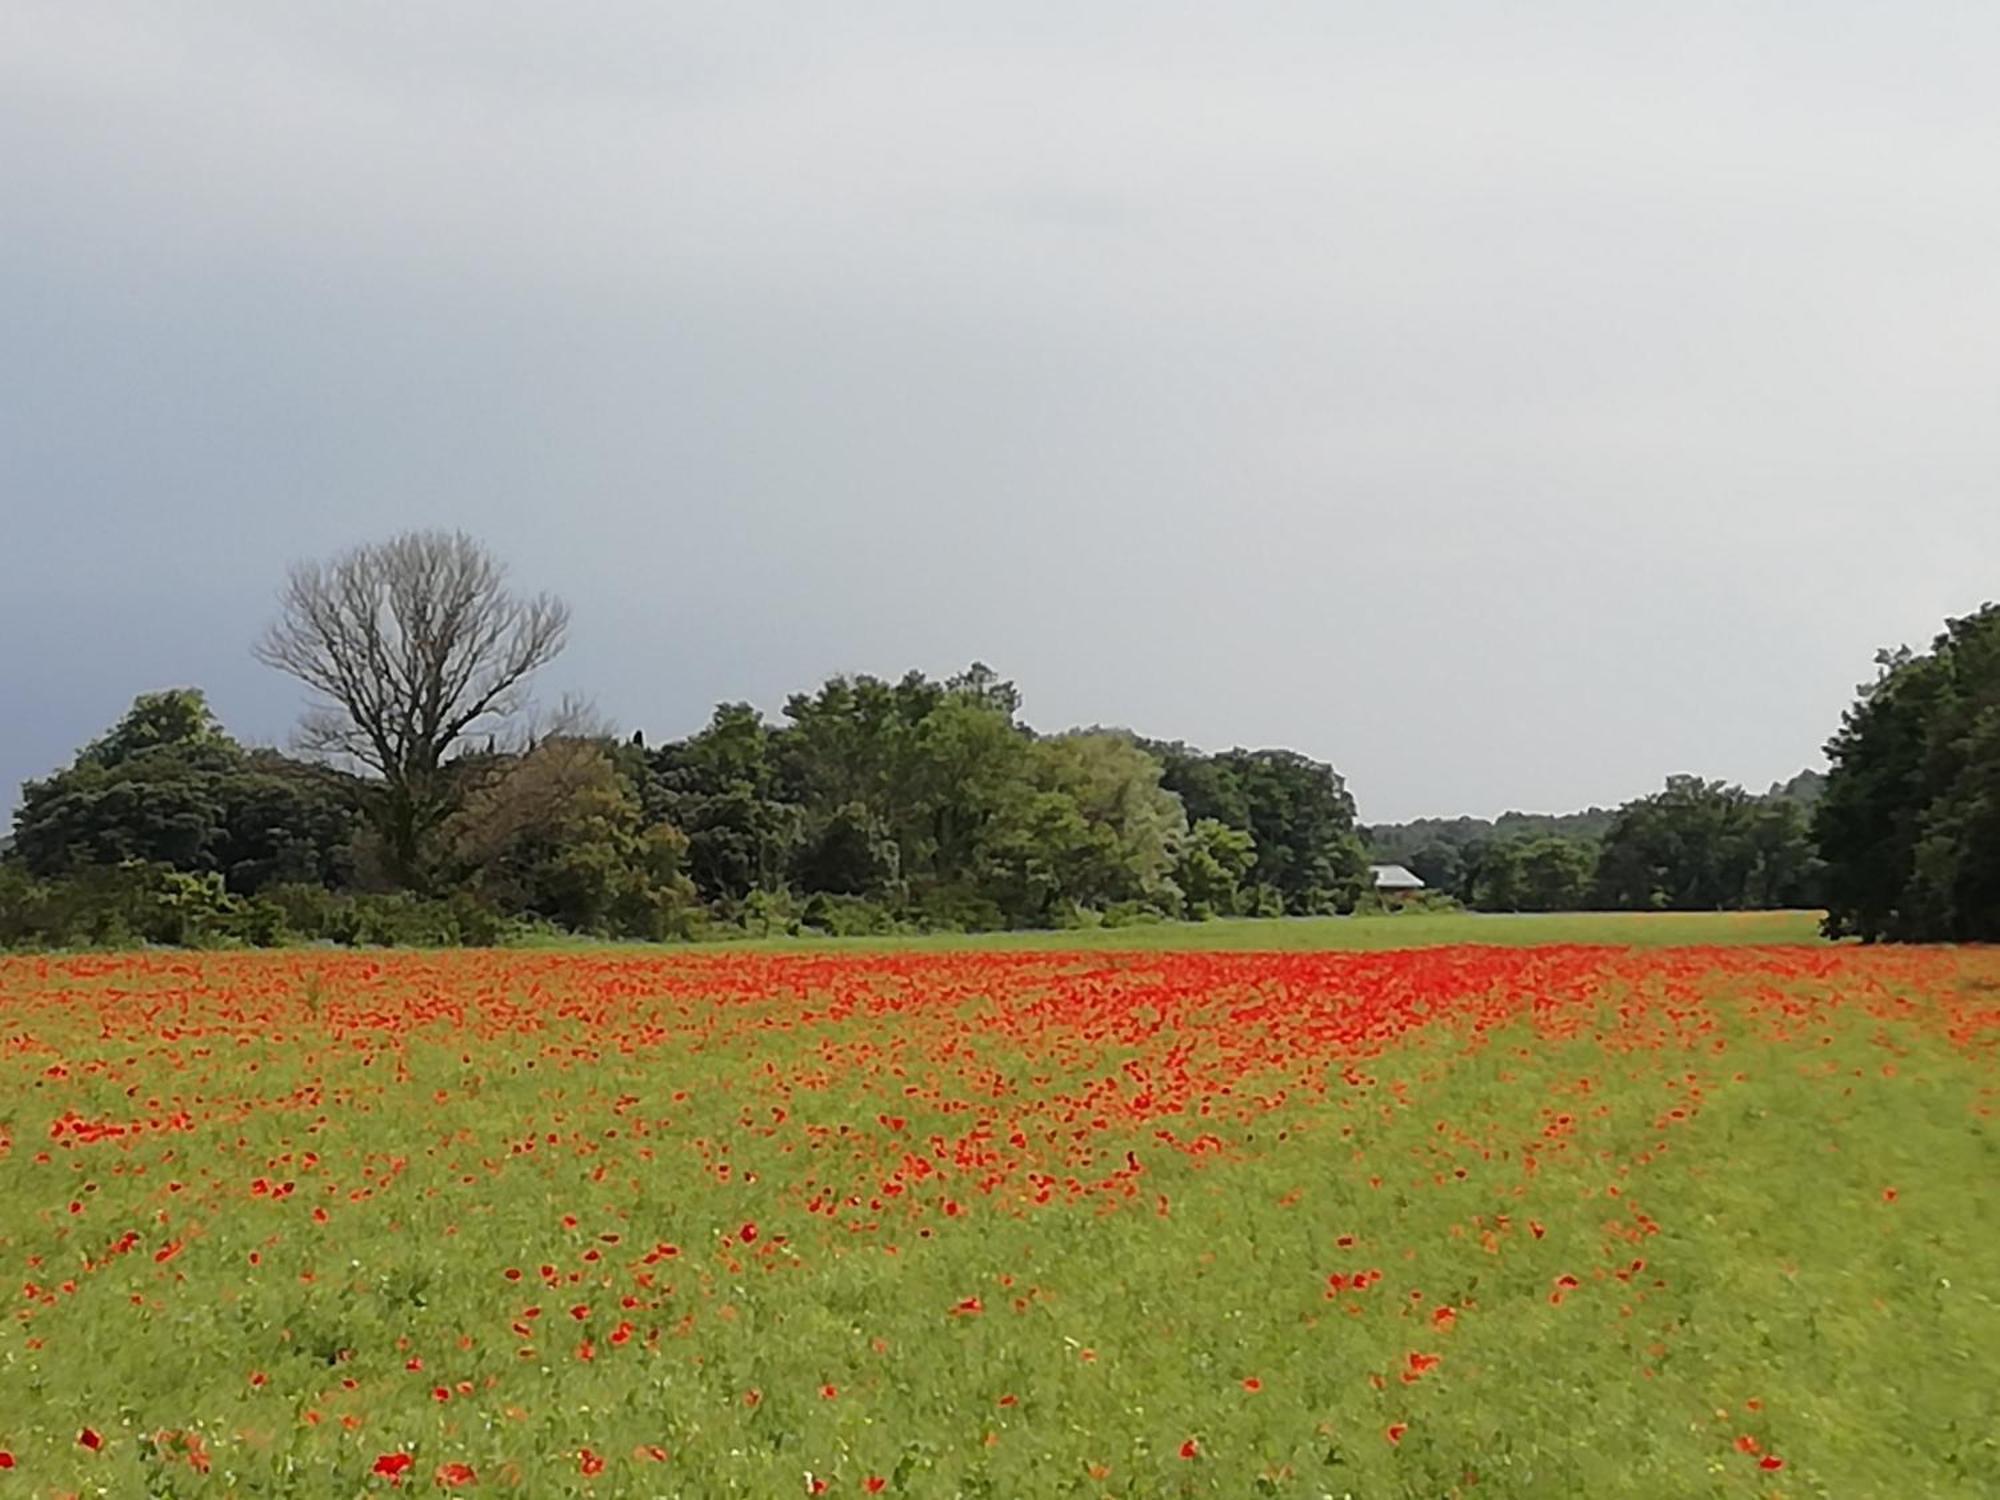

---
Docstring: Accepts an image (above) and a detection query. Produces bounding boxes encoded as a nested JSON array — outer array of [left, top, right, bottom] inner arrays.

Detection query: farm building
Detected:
[[1368, 863, 1426, 905]]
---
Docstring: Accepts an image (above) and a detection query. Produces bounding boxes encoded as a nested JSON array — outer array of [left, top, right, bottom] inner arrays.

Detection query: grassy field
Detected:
[[2, 925, 1994, 1497], [704, 908, 1829, 954]]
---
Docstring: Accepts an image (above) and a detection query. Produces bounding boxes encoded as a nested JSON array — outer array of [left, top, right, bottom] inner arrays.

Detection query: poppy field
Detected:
[[2, 941, 1997, 1497]]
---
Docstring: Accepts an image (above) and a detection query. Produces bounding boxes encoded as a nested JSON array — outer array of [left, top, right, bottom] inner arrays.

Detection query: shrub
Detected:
[[799, 893, 903, 937]]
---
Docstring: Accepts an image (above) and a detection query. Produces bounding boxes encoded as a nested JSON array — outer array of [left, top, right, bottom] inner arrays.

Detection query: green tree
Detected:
[[1594, 775, 1817, 912], [1817, 605, 2000, 941], [1404, 840, 1466, 899], [447, 738, 696, 937], [1037, 735, 1184, 888], [1175, 817, 1257, 918], [775, 667, 1034, 900], [1466, 838, 1525, 911], [1148, 743, 1366, 914], [1515, 836, 1598, 912], [79, 687, 231, 766], [984, 736, 1184, 924], [1741, 799, 1821, 910], [795, 801, 901, 898], [12, 690, 360, 893], [1457, 834, 1596, 913], [650, 704, 805, 904]]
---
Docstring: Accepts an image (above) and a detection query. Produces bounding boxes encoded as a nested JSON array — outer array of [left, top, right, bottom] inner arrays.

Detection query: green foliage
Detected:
[[1766, 768, 1827, 807], [1818, 604, 2000, 941], [9, 635, 1860, 949], [651, 704, 806, 902], [1592, 777, 1819, 913], [1374, 776, 1822, 915], [0, 865, 538, 951], [78, 687, 230, 766], [0, 860, 334, 949], [5, 653, 1384, 944], [647, 672, 1210, 932], [1451, 835, 1598, 913], [445, 739, 699, 939], [796, 802, 902, 899], [12, 691, 360, 894], [998, 733, 1187, 917], [1365, 807, 1617, 864], [1401, 839, 1465, 896], [1175, 818, 1257, 919], [1515, 836, 1599, 912], [798, 892, 906, 937], [1147, 742, 1368, 914]]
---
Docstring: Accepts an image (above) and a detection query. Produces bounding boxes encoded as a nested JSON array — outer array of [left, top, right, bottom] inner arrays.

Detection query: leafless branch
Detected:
[[254, 530, 570, 880]]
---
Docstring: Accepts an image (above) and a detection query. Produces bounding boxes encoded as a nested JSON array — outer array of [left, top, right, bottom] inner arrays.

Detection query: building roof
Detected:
[[1368, 862, 1425, 890]]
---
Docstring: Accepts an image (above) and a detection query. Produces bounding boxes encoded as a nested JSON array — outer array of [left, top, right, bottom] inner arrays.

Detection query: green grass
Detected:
[[696, 908, 1829, 954]]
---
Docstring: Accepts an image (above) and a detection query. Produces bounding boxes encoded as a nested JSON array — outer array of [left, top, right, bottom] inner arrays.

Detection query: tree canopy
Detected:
[[1816, 604, 2000, 942], [12, 689, 359, 895], [9, 533, 1979, 949], [4, 657, 1380, 945]]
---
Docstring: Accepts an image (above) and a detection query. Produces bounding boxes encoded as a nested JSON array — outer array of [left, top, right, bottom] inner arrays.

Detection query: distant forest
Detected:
[[1363, 770, 1827, 914], [2, 531, 1993, 946]]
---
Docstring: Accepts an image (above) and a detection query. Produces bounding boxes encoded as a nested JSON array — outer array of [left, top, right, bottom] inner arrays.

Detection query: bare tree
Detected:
[[255, 530, 570, 885]]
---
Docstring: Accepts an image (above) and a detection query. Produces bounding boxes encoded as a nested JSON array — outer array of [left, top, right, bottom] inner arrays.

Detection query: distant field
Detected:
[[703, 908, 1829, 954]]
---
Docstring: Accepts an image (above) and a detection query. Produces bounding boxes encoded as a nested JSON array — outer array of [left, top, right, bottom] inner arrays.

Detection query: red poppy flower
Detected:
[[1759, 1456, 1785, 1471], [436, 1461, 476, 1487], [372, 1452, 414, 1479], [1179, 1439, 1199, 1459], [78, 1428, 103, 1451], [864, 1479, 887, 1494]]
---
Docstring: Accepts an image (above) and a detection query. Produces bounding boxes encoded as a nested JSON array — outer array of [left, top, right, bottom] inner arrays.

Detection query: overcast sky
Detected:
[[4, 2, 1997, 824]]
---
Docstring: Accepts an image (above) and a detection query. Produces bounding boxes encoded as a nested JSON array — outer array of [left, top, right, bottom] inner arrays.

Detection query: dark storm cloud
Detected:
[[5, 1, 1998, 821]]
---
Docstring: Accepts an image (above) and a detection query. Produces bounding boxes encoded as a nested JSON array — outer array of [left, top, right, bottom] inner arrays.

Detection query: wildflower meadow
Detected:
[[1, 942, 1995, 1496]]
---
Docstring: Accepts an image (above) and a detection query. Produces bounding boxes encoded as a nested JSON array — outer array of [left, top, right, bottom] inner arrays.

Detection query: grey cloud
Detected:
[[5, 1, 1998, 821]]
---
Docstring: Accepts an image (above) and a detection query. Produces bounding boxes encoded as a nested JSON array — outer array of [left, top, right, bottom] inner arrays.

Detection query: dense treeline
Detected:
[[1364, 773, 1825, 915], [1816, 605, 2000, 942], [1, 531, 1989, 945], [0, 675, 1369, 947]]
